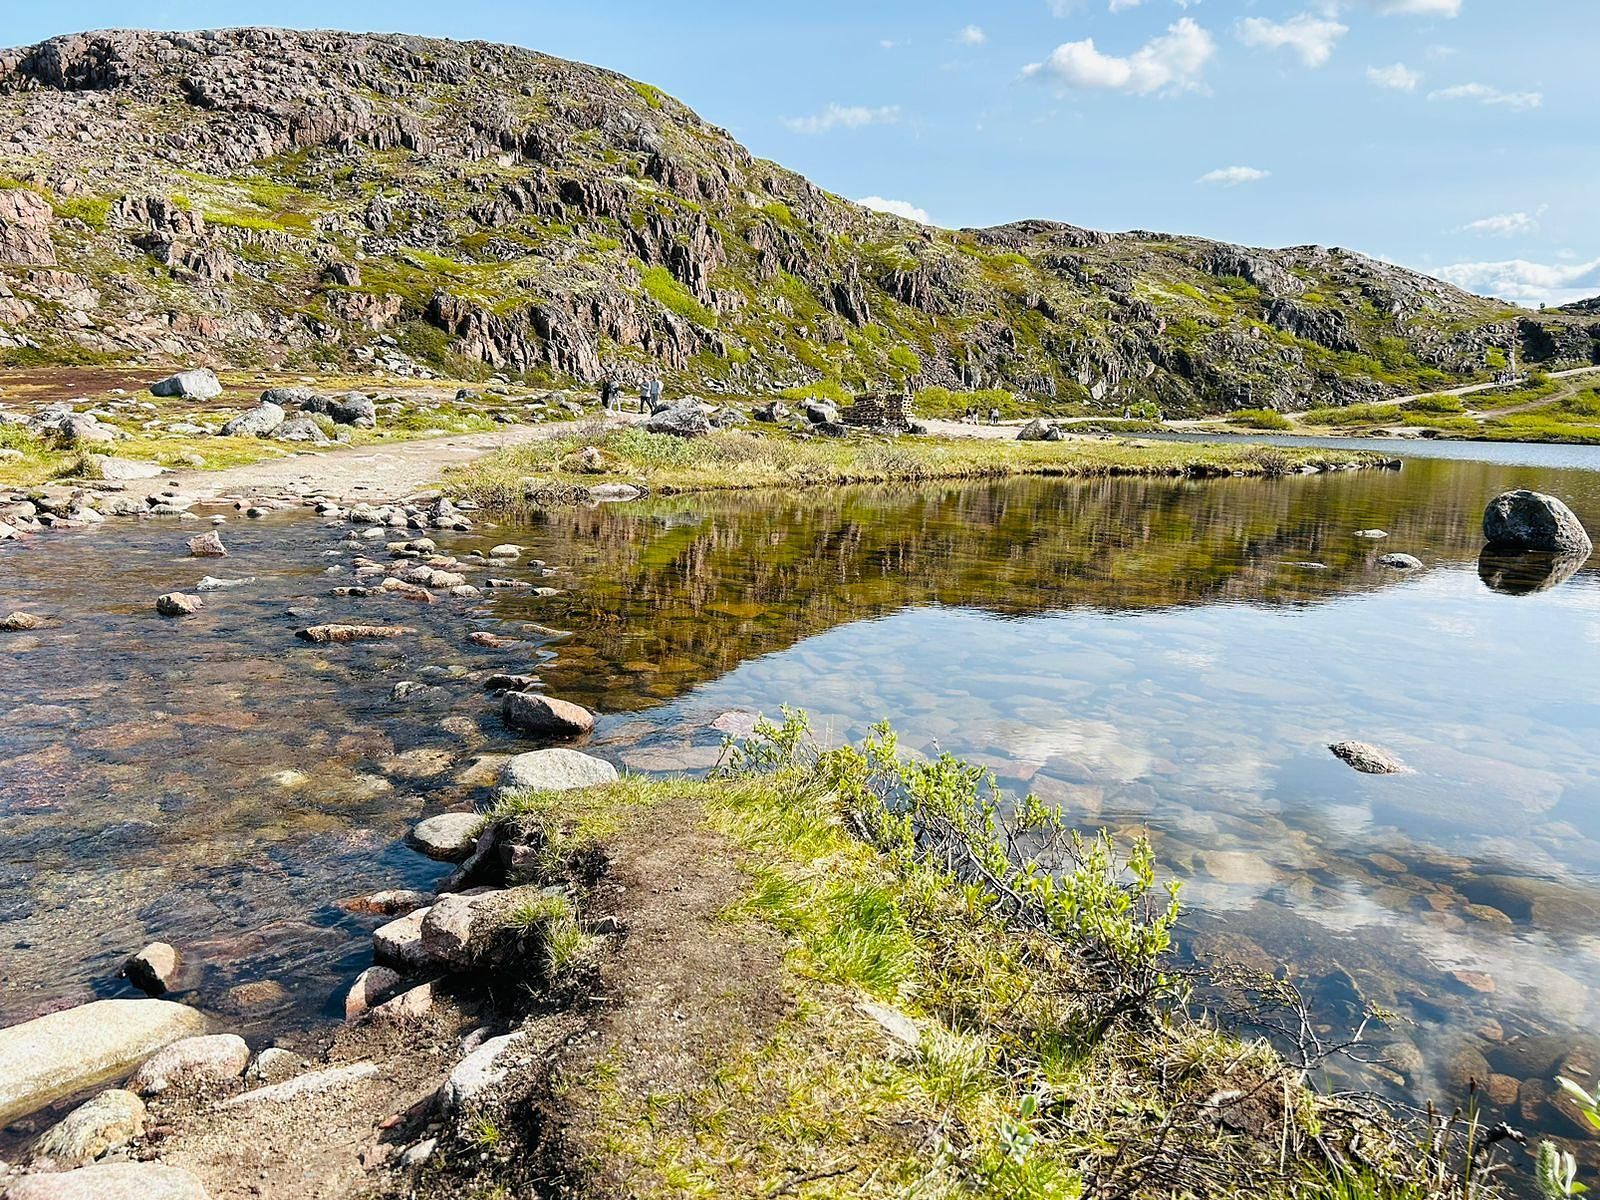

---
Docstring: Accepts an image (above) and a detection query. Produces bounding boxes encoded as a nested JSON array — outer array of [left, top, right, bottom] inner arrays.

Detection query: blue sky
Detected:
[[6, 1, 1597, 306]]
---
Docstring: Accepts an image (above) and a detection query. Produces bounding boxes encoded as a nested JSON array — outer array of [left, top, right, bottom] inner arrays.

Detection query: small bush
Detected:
[[1227, 407, 1291, 430]]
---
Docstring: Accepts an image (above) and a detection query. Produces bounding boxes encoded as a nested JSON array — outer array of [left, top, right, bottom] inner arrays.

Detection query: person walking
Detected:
[[988, 406, 1000, 426], [638, 379, 651, 413], [648, 377, 663, 411]]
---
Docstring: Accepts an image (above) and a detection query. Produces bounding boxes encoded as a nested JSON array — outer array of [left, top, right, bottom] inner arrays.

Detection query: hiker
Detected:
[[988, 406, 1000, 426], [649, 377, 663, 410], [638, 379, 651, 412], [599, 378, 617, 410]]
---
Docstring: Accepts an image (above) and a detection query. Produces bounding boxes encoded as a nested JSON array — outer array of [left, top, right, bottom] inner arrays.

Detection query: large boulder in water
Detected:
[[1482, 490, 1592, 555], [150, 368, 222, 400]]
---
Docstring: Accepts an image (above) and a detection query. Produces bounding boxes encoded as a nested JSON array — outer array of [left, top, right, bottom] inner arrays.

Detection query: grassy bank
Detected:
[[450, 424, 1391, 511], [459, 713, 1517, 1200]]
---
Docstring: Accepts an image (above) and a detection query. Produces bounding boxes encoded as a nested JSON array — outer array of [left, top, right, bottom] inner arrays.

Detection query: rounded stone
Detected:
[[405, 812, 483, 862], [1483, 489, 1592, 555], [33, 1089, 146, 1166], [126, 1033, 250, 1095], [124, 943, 180, 995], [501, 692, 595, 739], [499, 748, 619, 794]]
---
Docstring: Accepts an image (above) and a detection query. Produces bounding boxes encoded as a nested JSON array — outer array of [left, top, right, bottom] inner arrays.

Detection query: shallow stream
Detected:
[[3, 442, 1598, 1147]]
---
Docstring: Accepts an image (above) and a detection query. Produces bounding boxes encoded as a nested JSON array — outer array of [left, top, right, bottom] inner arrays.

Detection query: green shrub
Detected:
[[640, 266, 717, 327], [1227, 407, 1291, 430]]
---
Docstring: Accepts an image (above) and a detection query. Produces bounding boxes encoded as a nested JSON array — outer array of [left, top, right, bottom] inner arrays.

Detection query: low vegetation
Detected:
[[451, 424, 1388, 511], [476, 711, 1539, 1198]]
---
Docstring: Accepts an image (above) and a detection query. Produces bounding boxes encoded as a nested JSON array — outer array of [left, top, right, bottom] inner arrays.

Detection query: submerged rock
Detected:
[[295, 623, 415, 644], [1482, 489, 1593, 555], [1377, 553, 1423, 570], [0, 611, 46, 631], [195, 575, 254, 592], [1328, 741, 1408, 775], [0, 999, 206, 1124], [501, 692, 595, 738], [33, 1089, 146, 1166]]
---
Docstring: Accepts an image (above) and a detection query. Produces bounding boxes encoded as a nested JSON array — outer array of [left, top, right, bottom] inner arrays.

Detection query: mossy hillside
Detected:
[[3, 29, 1584, 413]]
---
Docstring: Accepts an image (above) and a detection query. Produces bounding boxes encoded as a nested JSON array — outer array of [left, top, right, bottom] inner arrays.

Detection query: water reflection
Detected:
[[3, 449, 1600, 1155], [1479, 547, 1592, 595]]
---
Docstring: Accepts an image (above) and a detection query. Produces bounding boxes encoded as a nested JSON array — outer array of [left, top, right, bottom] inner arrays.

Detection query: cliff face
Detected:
[[0, 28, 1594, 412]]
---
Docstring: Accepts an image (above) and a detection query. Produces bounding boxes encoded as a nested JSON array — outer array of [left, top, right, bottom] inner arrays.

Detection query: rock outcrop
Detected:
[[0, 28, 1588, 413]]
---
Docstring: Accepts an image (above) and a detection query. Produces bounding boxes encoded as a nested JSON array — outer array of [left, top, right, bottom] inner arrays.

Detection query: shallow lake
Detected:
[[2, 443, 1598, 1144]]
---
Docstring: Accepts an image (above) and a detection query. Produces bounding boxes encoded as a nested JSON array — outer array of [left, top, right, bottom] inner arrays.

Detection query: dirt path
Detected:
[[162, 413, 648, 504]]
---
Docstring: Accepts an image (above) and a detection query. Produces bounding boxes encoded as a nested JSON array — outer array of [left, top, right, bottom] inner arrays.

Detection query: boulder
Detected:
[[150, 369, 222, 401], [272, 415, 331, 444], [219, 401, 285, 438], [124, 942, 180, 995], [1328, 741, 1408, 775], [0, 999, 206, 1124], [1377, 553, 1423, 571], [800, 399, 839, 425], [373, 907, 435, 970], [500, 748, 618, 794], [186, 530, 227, 557], [420, 890, 553, 969], [0, 611, 46, 631], [440, 1034, 518, 1115], [155, 592, 203, 617], [3, 1162, 210, 1200], [645, 401, 711, 438], [344, 966, 402, 1020], [406, 812, 483, 862], [1016, 418, 1063, 442], [33, 1090, 146, 1166], [126, 1034, 248, 1095], [1482, 490, 1592, 555], [259, 387, 320, 408], [84, 455, 164, 481], [501, 693, 595, 739]]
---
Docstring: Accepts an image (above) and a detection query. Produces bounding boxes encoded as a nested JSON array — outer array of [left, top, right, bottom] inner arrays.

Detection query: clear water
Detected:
[[3, 444, 1599, 1151]]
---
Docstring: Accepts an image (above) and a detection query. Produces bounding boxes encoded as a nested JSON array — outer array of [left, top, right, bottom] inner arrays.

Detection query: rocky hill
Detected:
[[0, 28, 1595, 413]]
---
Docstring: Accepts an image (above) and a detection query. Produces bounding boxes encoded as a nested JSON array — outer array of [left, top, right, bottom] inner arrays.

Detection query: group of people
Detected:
[[600, 377, 664, 413], [961, 405, 1002, 425]]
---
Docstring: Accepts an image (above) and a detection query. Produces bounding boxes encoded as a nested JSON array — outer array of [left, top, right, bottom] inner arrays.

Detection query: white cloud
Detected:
[[1236, 13, 1349, 68], [1023, 17, 1215, 96], [1199, 166, 1271, 186], [1428, 82, 1542, 110], [1108, 0, 1142, 10], [958, 24, 987, 45], [1367, 62, 1421, 91], [1366, 0, 1462, 15], [1434, 257, 1600, 307], [1457, 211, 1540, 237], [1047, 0, 1083, 14], [879, 39, 897, 50], [782, 103, 903, 135], [857, 196, 933, 225]]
